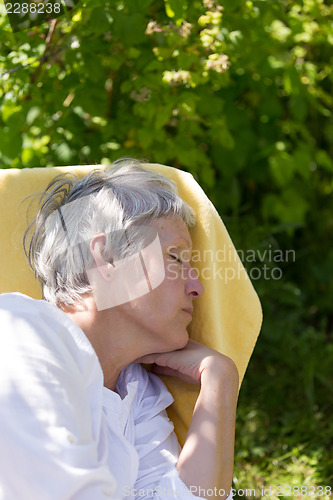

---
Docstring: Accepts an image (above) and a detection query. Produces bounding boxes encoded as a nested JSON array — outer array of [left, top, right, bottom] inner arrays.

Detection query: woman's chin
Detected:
[[174, 331, 189, 350]]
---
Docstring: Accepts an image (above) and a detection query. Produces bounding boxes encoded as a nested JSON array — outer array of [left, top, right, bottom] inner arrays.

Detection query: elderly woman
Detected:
[[0, 160, 238, 500]]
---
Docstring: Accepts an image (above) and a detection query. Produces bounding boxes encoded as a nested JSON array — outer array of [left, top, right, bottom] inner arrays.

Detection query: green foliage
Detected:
[[1, 0, 333, 494]]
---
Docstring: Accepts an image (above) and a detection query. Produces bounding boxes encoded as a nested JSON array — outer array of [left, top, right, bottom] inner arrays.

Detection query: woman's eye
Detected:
[[170, 254, 182, 264]]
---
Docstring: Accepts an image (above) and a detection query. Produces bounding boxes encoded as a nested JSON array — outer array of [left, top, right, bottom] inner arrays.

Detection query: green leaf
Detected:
[[154, 104, 174, 129], [269, 152, 295, 187], [164, 0, 187, 21], [112, 13, 147, 46], [290, 96, 308, 122], [263, 188, 309, 225], [52, 142, 73, 164], [1, 103, 21, 122], [315, 150, 333, 173], [0, 129, 22, 159], [125, 0, 155, 11], [89, 8, 112, 34], [26, 107, 41, 126]]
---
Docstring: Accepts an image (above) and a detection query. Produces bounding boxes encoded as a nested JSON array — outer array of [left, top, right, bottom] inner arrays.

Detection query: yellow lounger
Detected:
[[0, 164, 262, 445]]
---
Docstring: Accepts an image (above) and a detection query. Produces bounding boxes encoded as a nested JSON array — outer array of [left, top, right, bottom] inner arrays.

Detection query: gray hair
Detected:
[[24, 159, 195, 307]]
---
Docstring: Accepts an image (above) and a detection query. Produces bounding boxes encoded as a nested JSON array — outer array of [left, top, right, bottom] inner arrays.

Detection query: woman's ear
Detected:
[[90, 233, 114, 281]]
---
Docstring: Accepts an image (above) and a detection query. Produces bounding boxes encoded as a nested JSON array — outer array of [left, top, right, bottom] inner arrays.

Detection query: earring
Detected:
[[106, 262, 114, 279]]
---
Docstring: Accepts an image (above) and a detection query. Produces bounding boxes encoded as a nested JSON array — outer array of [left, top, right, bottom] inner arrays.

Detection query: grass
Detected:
[[232, 309, 333, 500]]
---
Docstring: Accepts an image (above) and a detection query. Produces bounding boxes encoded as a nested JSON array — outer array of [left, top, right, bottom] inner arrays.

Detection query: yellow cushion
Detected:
[[0, 164, 262, 445]]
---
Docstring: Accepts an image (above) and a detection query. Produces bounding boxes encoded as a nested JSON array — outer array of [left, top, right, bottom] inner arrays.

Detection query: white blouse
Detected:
[[0, 293, 231, 500]]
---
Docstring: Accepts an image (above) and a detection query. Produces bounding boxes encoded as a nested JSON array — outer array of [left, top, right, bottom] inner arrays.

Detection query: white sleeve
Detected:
[[0, 297, 118, 500], [132, 366, 233, 500]]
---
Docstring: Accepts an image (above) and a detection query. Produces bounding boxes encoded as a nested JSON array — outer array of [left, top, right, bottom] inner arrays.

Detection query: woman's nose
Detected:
[[185, 265, 204, 298]]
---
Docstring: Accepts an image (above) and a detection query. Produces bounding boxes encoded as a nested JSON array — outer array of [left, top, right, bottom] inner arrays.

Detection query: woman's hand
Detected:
[[135, 339, 238, 386]]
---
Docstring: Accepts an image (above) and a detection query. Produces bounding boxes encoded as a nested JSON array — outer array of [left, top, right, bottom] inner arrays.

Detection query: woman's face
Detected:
[[117, 216, 204, 352]]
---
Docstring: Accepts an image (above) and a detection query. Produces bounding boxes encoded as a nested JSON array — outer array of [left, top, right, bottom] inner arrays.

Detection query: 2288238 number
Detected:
[[5, 3, 61, 14], [276, 485, 331, 497]]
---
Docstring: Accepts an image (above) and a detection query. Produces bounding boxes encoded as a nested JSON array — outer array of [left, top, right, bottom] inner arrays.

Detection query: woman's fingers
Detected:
[[151, 364, 200, 385], [135, 339, 228, 384]]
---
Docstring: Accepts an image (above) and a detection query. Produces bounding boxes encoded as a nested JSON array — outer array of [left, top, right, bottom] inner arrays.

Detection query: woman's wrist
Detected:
[[200, 353, 239, 384], [199, 354, 239, 408]]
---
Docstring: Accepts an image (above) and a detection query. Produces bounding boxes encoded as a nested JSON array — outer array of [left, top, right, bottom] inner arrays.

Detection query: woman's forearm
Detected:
[[176, 357, 239, 499]]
